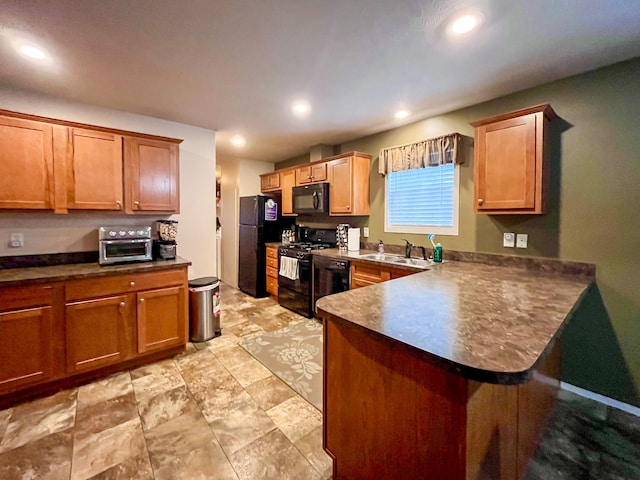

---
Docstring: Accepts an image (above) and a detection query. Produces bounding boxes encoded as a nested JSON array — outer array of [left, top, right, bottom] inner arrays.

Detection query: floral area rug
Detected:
[[240, 320, 323, 411]]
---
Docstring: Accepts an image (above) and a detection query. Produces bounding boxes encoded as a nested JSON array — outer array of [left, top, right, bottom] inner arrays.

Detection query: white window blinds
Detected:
[[385, 163, 458, 234]]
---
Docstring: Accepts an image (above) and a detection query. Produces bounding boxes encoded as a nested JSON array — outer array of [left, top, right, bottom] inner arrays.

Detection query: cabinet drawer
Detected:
[[267, 266, 279, 279], [266, 247, 278, 259], [350, 262, 388, 283], [0, 285, 54, 311], [65, 268, 187, 301], [351, 277, 378, 289], [266, 276, 278, 296], [267, 257, 278, 269]]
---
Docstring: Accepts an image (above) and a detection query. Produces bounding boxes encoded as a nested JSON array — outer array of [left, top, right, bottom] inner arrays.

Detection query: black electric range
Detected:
[[278, 229, 336, 318]]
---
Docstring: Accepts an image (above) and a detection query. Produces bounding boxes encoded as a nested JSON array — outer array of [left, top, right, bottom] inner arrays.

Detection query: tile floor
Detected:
[[1, 282, 639, 479], [0, 283, 331, 480]]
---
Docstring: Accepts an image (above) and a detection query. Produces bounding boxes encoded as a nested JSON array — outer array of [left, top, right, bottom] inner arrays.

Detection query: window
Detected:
[[384, 163, 459, 235]]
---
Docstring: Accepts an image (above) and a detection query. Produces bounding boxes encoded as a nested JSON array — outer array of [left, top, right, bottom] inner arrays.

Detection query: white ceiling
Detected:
[[1, 0, 640, 162]]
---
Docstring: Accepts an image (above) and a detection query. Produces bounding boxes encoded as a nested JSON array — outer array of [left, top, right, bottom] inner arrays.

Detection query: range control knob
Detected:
[[137, 230, 145, 236], [128, 230, 135, 236], [109, 231, 117, 237], [118, 230, 126, 237]]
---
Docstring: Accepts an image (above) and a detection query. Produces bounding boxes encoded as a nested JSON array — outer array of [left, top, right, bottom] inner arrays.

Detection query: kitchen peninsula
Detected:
[[316, 259, 593, 480]]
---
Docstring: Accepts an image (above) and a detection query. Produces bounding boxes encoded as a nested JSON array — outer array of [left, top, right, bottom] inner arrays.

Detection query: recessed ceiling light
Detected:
[[292, 101, 311, 116], [447, 13, 482, 36], [231, 135, 246, 147], [18, 44, 47, 60], [395, 110, 410, 119]]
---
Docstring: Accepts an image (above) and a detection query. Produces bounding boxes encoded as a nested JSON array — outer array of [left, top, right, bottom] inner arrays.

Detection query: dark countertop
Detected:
[[316, 255, 592, 384], [0, 257, 192, 287], [312, 248, 427, 273]]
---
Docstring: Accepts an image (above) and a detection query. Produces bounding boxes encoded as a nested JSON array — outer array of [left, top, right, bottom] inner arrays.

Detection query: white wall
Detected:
[[0, 88, 217, 279], [217, 154, 274, 287]]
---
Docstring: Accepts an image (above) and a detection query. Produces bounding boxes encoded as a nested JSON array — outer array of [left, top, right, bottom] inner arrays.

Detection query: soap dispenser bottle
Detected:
[[378, 240, 384, 254]]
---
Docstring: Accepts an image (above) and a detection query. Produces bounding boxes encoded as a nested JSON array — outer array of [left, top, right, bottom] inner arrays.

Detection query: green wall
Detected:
[[279, 58, 640, 406]]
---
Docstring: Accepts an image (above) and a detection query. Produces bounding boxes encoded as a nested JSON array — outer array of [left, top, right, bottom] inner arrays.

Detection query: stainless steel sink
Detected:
[[357, 253, 404, 262], [390, 258, 432, 269], [357, 253, 432, 269]]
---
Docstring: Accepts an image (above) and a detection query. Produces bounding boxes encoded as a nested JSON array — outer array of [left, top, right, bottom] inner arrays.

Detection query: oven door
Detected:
[[278, 255, 311, 295], [100, 239, 152, 265]]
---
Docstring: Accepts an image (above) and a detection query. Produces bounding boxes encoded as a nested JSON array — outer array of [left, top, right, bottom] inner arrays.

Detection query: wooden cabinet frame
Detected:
[[471, 104, 556, 215], [0, 108, 182, 214]]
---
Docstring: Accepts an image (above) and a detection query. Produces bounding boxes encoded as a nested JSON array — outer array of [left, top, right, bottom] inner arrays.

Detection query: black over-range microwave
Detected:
[[292, 182, 330, 214]]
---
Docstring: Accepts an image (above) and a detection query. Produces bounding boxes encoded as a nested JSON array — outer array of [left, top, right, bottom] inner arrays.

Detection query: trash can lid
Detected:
[[188, 276, 219, 288]]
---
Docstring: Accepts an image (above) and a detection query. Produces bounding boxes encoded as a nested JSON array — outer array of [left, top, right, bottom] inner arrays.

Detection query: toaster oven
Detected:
[[98, 226, 153, 265]]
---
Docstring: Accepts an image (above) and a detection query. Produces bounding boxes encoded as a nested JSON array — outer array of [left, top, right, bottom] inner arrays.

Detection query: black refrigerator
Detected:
[[238, 194, 287, 297]]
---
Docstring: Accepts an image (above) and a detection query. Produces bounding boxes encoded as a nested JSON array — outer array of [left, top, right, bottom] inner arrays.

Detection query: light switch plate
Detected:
[[503, 232, 515, 248], [516, 233, 528, 248], [363, 227, 369, 238]]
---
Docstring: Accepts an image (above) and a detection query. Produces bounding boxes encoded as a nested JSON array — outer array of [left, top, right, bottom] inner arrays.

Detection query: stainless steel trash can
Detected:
[[188, 277, 221, 342]]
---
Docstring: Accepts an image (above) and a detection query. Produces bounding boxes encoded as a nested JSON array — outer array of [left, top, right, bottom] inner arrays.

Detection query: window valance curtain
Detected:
[[378, 133, 464, 175]]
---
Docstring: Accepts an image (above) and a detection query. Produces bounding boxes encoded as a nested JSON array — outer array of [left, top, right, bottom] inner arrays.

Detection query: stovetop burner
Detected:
[[287, 242, 332, 251]]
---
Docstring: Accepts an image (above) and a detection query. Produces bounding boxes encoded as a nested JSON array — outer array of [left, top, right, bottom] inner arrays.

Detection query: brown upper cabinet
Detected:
[[61, 127, 124, 211], [0, 109, 182, 214], [124, 137, 180, 214], [296, 163, 327, 185], [260, 172, 280, 192], [471, 104, 556, 214], [0, 116, 56, 210], [327, 152, 371, 216], [280, 169, 297, 216], [260, 151, 371, 216]]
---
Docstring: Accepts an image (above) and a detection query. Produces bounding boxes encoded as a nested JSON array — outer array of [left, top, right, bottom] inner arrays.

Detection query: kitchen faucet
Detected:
[[418, 246, 427, 260], [401, 239, 414, 258]]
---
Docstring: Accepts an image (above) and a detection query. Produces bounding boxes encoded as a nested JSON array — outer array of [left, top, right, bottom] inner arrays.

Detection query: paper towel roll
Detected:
[[347, 227, 360, 251]]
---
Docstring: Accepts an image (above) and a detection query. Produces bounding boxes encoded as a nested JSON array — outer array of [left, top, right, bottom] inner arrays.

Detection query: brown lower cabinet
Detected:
[[0, 266, 188, 404], [350, 260, 415, 289]]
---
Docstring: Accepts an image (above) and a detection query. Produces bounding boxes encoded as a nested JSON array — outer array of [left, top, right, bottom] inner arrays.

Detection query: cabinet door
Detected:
[[0, 306, 54, 393], [281, 169, 297, 216], [311, 163, 327, 182], [261, 172, 280, 192], [475, 114, 537, 211], [65, 295, 131, 373], [0, 115, 55, 209], [125, 137, 180, 213], [296, 166, 312, 185], [137, 286, 186, 354], [328, 157, 353, 214], [65, 128, 124, 210]]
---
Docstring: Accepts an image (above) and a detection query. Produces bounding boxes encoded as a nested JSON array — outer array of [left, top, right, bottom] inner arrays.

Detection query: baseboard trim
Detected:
[[561, 382, 640, 417]]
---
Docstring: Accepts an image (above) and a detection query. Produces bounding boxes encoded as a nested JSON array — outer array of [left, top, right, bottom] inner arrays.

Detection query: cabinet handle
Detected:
[[134, 201, 140, 207], [119, 301, 125, 308], [140, 298, 145, 303], [116, 200, 122, 209], [478, 198, 484, 205], [130, 281, 135, 287]]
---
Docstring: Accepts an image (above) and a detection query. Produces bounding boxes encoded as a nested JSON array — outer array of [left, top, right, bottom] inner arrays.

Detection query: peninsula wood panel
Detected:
[[125, 136, 180, 213], [0, 115, 55, 209], [324, 317, 468, 479], [321, 312, 562, 480], [64, 128, 124, 210]]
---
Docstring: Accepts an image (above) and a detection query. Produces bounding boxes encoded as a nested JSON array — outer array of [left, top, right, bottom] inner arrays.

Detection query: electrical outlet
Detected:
[[363, 227, 369, 238], [503, 232, 515, 248], [516, 233, 528, 248], [9, 232, 24, 248]]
